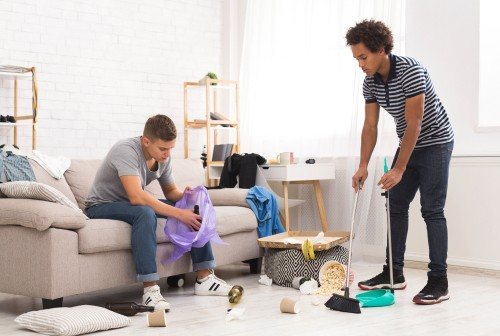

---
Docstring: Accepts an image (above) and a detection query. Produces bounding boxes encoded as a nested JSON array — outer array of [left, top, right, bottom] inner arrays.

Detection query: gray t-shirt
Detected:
[[85, 137, 174, 208]]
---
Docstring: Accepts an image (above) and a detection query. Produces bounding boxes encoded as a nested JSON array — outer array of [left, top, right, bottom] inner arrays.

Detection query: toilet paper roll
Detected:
[[147, 310, 167, 327], [280, 297, 301, 314]]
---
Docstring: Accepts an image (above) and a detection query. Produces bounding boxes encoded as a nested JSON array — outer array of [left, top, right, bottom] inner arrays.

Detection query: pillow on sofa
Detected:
[[0, 181, 82, 213], [15, 305, 130, 336], [30, 158, 79, 206], [63, 159, 102, 210]]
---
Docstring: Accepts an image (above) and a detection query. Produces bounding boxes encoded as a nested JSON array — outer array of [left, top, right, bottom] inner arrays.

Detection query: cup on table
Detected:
[[278, 152, 294, 165]]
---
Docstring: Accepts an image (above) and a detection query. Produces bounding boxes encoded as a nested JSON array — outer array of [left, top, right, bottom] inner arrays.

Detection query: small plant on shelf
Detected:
[[207, 72, 218, 85], [199, 72, 218, 86]]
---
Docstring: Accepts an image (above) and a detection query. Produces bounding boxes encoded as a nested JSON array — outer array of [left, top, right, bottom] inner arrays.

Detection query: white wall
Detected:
[[0, 0, 227, 159], [407, 157, 500, 270], [406, 0, 500, 156], [405, 0, 500, 270]]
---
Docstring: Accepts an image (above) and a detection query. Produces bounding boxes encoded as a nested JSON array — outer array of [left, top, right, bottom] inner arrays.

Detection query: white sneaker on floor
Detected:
[[194, 272, 233, 296], [143, 285, 171, 311]]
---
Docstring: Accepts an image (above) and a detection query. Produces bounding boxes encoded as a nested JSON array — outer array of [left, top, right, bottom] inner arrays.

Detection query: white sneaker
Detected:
[[194, 272, 233, 296], [143, 285, 171, 311]]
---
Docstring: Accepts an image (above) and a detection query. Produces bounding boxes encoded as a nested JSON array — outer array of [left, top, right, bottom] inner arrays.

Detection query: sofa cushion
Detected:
[[64, 159, 102, 210], [208, 188, 249, 207], [78, 206, 257, 254], [77, 218, 171, 254], [214, 206, 257, 236], [0, 198, 87, 231], [172, 158, 205, 190], [30, 159, 79, 206]]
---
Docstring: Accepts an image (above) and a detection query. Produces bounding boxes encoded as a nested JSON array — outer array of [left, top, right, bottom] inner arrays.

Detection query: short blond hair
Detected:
[[143, 114, 177, 141]]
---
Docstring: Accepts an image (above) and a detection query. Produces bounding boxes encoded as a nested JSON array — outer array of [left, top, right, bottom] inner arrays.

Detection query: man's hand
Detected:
[[183, 186, 193, 194], [352, 167, 368, 191], [176, 208, 202, 231], [378, 167, 404, 190]]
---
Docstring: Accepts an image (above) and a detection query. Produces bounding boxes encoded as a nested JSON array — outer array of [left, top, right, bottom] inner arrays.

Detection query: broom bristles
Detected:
[[325, 293, 361, 314]]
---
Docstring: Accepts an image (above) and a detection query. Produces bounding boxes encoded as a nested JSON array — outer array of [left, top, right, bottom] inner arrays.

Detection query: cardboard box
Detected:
[[257, 230, 350, 251]]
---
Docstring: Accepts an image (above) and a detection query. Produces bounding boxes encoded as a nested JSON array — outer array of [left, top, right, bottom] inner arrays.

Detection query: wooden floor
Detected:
[[1, 262, 499, 336]]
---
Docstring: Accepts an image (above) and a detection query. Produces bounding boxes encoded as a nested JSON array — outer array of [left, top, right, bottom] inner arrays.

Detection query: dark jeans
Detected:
[[86, 199, 215, 282], [387, 141, 454, 277]]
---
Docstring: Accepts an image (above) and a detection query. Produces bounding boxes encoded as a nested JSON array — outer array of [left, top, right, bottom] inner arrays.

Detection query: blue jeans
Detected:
[[86, 199, 215, 282], [387, 141, 453, 277]]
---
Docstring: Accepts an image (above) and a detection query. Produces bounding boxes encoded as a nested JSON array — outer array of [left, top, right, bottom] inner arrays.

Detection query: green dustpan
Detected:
[[355, 289, 395, 307]]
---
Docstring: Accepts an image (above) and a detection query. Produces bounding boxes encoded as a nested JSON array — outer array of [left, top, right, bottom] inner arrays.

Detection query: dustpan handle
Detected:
[[382, 157, 395, 293], [385, 189, 394, 293]]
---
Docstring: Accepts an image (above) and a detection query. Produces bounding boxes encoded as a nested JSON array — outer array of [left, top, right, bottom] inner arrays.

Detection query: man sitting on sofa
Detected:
[[85, 114, 233, 311]]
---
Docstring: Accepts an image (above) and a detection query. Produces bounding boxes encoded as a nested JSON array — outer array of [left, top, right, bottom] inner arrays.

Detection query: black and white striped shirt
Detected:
[[363, 54, 454, 148]]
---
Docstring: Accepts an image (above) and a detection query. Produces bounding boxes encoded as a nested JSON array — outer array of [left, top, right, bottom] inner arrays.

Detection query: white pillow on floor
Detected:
[[15, 305, 130, 336], [0, 181, 82, 213]]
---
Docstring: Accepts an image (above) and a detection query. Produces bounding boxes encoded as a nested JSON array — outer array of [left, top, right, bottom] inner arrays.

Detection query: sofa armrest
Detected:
[[0, 198, 87, 231], [208, 188, 249, 207]]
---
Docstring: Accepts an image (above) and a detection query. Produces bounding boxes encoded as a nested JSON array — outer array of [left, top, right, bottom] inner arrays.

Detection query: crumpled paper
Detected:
[[226, 308, 245, 321], [311, 232, 326, 244], [311, 296, 323, 306], [299, 279, 319, 295], [258, 274, 273, 286]]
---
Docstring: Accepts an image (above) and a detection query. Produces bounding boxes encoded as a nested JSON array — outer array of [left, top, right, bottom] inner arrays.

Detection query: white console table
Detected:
[[209, 162, 335, 231], [260, 163, 335, 231]]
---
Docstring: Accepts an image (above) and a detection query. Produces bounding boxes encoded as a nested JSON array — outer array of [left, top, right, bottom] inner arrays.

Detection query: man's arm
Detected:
[[378, 93, 424, 189], [120, 176, 201, 230], [160, 183, 184, 203], [360, 102, 381, 168], [352, 102, 380, 190]]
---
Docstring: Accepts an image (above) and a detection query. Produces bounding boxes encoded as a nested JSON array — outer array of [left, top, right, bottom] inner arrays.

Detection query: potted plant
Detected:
[[199, 72, 218, 86]]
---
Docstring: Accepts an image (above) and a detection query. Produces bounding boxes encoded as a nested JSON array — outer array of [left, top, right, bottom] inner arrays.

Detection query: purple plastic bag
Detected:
[[162, 185, 226, 264]]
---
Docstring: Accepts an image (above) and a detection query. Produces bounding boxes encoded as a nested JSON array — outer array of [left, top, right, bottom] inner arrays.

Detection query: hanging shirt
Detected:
[[246, 186, 285, 238]]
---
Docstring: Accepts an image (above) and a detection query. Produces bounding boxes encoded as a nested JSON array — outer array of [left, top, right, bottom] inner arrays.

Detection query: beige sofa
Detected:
[[0, 158, 263, 309]]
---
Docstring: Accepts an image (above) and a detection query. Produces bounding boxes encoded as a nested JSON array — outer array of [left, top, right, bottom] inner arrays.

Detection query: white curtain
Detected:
[[239, 0, 405, 260]]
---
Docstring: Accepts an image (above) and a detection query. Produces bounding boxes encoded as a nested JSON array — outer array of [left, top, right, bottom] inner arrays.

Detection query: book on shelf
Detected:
[[210, 112, 231, 127], [212, 143, 234, 162]]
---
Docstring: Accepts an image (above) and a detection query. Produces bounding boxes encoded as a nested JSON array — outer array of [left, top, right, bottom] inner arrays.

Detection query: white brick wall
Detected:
[[0, 0, 226, 159]]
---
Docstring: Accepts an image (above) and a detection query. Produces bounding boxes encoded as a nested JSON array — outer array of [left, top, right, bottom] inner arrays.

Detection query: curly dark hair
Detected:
[[345, 20, 394, 54], [143, 114, 177, 141]]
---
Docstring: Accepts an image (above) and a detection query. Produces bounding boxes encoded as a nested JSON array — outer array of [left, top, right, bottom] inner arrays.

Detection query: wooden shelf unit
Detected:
[[0, 66, 38, 149], [183, 78, 240, 185]]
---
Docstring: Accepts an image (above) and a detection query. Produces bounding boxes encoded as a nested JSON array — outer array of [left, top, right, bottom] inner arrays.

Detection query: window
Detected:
[[478, 0, 500, 128]]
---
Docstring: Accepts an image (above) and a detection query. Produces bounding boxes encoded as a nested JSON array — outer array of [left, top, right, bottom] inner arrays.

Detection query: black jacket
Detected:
[[219, 153, 266, 188]]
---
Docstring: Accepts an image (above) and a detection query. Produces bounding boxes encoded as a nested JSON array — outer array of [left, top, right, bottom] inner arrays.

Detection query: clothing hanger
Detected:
[[0, 144, 20, 149], [0, 144, 21, 156]]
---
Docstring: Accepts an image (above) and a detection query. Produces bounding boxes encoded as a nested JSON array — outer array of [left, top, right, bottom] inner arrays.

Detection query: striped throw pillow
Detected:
[[15, 305, 130, 336], [0, 181, 81, 213]]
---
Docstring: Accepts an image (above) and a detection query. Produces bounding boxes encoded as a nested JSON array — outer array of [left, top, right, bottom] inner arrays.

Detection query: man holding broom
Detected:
[[346, 20, 454, 305]]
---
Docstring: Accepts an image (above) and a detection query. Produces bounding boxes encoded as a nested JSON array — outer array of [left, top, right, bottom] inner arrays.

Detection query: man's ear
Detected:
[[142, 136, 152, 146]]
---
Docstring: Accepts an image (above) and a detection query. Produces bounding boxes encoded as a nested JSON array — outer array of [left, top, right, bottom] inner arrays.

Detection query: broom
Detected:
[[325, 184, 361, 314]]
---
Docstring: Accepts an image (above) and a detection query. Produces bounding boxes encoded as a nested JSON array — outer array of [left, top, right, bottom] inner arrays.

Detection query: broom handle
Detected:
[[345, 185, 360, 295]]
